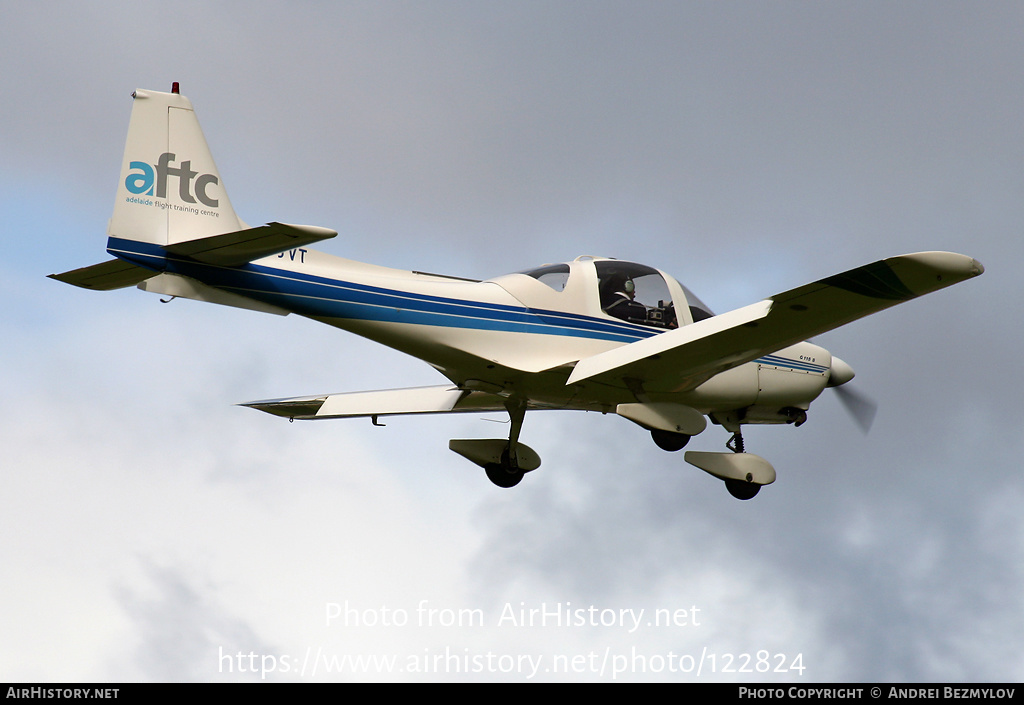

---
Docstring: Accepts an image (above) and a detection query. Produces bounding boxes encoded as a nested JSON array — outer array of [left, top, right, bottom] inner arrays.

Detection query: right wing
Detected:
[[567, 251, 984, 393]]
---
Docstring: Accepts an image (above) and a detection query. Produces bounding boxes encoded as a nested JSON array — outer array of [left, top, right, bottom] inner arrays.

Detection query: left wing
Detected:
[[568, 251, 983, 393], [241, 385, 510, 421]]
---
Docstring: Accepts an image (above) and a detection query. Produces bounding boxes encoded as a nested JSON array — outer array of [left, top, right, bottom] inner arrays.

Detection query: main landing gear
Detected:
[[449, 398, 542, 489]]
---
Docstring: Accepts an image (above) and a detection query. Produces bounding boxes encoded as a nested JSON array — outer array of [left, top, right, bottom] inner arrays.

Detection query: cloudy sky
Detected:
[[2, 1, 1020, 682]]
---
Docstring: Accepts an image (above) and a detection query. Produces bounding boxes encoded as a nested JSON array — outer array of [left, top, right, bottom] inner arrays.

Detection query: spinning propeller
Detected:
[[828, 357, 878, 433]]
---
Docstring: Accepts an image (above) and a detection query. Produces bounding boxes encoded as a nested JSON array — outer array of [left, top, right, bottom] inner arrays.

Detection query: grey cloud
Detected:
[[116, 565, 275, 682]]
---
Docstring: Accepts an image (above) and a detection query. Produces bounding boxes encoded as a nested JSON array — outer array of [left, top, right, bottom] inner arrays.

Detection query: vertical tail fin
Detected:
[[52, 86, 336, 291], [108, 85, 245, 248]]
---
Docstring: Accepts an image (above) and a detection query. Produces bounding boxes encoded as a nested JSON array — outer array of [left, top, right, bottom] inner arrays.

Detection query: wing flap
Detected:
[[240, 385, 509, 420], [164, 222, 337, 266], [568, 251, 983, 392]]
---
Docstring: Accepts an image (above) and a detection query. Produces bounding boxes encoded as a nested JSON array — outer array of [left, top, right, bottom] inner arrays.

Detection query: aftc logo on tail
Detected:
[[124, 152, 219, 207]]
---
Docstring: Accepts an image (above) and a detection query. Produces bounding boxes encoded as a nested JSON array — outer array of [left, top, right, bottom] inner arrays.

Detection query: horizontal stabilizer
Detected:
[[241, 385, 509, 420], [164, 222, 337, 266], [48, 259, 154, 290]]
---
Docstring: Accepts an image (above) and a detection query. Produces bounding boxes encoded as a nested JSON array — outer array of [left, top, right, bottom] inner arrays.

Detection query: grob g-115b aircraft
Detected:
[[51, 85, 984, 499]]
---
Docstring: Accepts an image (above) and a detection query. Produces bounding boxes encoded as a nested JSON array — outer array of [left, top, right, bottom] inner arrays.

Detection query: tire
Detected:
[[725, 479, 760, 500], [651, 429, 690, 452], [485, 463, 524, 488]]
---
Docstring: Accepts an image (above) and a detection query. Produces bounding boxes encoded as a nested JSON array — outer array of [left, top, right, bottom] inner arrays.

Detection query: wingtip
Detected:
[[900, 251, 984, 278], [238, 397, 327, 418]]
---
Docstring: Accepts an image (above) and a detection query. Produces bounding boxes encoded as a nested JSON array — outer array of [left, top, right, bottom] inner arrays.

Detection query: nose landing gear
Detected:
[[685, 428, 776, 500]]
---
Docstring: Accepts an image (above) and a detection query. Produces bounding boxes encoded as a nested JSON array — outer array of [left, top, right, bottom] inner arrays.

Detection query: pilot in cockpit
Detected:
[[602, 277, 649, 324]]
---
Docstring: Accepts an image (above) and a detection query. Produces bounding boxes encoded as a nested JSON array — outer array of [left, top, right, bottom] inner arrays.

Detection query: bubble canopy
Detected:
[[516, 258, 714, 328]]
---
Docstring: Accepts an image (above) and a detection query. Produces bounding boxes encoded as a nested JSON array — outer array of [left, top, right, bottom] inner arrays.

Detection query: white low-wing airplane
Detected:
[[51, 85, 984, 499]]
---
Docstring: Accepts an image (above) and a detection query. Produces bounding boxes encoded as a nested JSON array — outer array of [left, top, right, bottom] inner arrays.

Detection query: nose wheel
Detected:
[[685, 422, 774, 500], [724, 430, 759, 499], [724, 477, 760, 500]]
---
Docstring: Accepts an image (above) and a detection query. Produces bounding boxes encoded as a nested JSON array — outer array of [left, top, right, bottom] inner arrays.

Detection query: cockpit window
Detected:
[[595, 261, 677, 329], [519, 263, 570, 292], [681, 284, 715, 322]]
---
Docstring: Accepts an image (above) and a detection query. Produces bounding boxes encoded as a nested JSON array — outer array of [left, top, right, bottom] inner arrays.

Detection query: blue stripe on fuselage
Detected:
[[106, 238, 658, 343], [757, 353, 829, 374]]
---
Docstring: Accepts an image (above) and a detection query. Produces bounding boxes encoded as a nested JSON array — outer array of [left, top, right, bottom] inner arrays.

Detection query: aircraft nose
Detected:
[[828, 356, 856, 387]]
